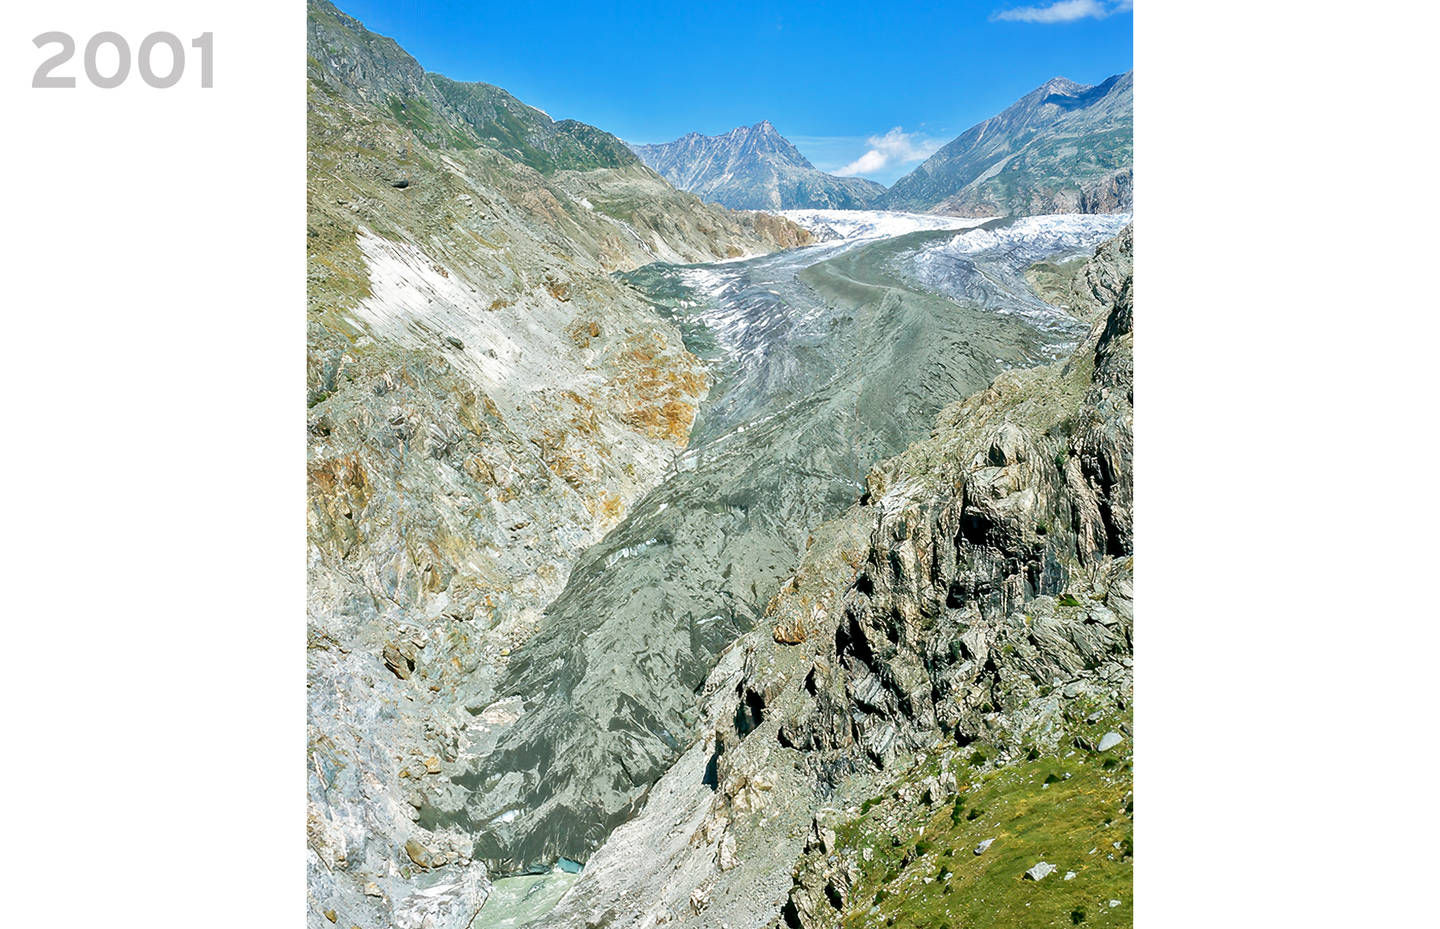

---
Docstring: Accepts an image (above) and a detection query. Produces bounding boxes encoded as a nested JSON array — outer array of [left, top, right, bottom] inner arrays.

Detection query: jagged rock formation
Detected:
[[540, 226, 1133, 929], [883, 73, 1133, 217], [304, 3, 810, 927], [632, 121, 888, 210]]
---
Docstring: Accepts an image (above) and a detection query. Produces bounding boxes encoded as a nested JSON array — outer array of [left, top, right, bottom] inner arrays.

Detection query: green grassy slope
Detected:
[[835, 711, 1133, 929]]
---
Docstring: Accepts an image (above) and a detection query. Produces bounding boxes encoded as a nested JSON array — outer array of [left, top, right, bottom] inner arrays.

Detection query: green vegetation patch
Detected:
[[1025, 255, 1089, 308], [835, 739, 1132, 929]]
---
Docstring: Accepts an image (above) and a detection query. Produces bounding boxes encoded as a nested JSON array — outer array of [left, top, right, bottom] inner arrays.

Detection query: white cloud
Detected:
[[991, 0, 1131, 24], [833, 128, 943, 178]]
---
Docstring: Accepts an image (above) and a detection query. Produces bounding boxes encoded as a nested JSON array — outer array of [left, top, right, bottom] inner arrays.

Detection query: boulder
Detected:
[[404, 838, 431, 868], [383, 642, 416, 680], [1024, 861, 1056, 881]]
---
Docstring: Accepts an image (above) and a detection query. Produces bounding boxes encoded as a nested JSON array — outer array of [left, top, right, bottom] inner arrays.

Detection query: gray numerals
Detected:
[[33, 31, 213, 89]]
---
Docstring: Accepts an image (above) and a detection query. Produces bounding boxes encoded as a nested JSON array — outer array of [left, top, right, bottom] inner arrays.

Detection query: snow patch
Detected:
[[352, 227, 534, 388]]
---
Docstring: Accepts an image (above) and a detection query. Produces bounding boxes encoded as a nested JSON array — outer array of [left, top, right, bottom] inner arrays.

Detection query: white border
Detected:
[[2, 1, 303, 925], [1139, 2, 1439, 925], [3, 1, 1438, 925]]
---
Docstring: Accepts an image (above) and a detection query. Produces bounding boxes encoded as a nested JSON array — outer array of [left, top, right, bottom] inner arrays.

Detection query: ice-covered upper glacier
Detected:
[[924, 213, 1132, 258], [777, 208, 987, 242], [902, 213, 1133, 330]]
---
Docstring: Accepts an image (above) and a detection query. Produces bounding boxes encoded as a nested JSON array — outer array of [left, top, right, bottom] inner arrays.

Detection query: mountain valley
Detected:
[[305, 4, 1135, 927]]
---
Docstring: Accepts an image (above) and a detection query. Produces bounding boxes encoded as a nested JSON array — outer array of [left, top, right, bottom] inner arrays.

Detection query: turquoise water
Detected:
[[472, 867, 582, 929]]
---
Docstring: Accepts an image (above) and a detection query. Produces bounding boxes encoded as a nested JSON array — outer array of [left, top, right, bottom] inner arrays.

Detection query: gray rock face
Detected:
[[632, 121, 887, 210], [717, 831, 739, 871], [883, 72, 1132, 217]]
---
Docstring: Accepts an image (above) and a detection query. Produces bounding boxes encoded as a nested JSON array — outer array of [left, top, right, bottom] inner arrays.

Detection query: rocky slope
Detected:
[[883, 73, 1133, 217], [441, 216, 1129, 878], [537, 225, 1134, 929], [304, 3, 809, 927], [632, 121, 888, 210]]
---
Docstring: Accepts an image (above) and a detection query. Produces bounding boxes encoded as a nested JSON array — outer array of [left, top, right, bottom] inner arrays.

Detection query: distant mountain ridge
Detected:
[[883, 71, 1133, 217], [631, 121, 887, 211], [308, 0, 637, 174]]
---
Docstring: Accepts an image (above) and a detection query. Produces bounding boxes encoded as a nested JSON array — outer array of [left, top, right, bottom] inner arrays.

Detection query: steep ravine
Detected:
[[304, 4, 813, 927], [448, 214, 1131, 885], [530, 223, 1134, 929]]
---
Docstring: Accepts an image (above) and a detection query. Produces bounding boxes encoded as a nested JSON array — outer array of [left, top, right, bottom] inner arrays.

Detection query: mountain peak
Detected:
[[1034, 75, 1085, 98], [882, 69, 1132, 215], [630, 121, 886, 210]]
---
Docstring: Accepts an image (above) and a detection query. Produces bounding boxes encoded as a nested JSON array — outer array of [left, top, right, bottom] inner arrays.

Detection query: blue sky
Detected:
[[333, 0, 1132, 186]]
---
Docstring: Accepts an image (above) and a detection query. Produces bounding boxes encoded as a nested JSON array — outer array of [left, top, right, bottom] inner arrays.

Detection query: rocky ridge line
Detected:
[[882, 73, 1133, 217]]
